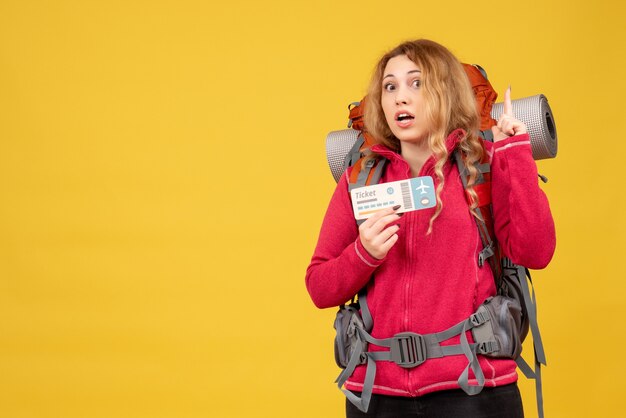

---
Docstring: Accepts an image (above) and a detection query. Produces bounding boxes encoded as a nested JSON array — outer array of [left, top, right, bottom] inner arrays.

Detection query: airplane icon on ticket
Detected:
[[415, 179, 431, 195]]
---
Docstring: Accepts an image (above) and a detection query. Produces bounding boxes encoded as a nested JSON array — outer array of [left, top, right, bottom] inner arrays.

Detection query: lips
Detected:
[[394, 111, 415, 128]]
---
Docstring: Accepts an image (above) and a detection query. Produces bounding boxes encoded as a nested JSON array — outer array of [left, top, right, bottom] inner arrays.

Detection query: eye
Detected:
[[383, 82, 396, 92], [411, 79, 421, 88]]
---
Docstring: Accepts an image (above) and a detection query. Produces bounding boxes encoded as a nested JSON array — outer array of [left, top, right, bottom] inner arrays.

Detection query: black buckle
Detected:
[[470, 311, 489, 327], [390, 332, 427, 368], [477, 340, 500, 354]]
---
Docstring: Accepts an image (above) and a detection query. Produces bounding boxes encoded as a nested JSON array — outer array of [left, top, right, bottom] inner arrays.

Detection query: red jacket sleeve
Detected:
[[305, 172, 384, 309], [490, 134, 556, 269]]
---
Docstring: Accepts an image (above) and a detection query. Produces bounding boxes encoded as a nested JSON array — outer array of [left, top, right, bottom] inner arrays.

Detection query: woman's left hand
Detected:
[[491, 86, 527, 142]]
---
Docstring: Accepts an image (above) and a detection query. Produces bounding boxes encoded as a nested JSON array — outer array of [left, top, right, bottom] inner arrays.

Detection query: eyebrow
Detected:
[[383, 69, 422, 80]]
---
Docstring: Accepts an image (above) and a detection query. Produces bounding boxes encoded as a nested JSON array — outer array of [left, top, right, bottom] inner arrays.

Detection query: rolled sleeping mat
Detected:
[[491, 94, 557, 161], [325, 129, 361, 182], [325, 94, 557, 183]]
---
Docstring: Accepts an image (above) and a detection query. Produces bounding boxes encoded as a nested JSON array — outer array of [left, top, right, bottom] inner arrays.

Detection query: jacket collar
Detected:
[[370, 128, 467, 161]]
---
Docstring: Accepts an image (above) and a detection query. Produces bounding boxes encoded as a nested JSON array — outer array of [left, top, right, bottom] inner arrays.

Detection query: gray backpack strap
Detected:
[[369, 158, 387, 186], [349, 160, 375, 226], [456, 310, 496, 395], [343, 133, 365, 172], [458, 322, 486, 395], [520, 268, 546, 365], [479, 129, 494, 142], [349, 158, 388, 226], [515, 356, 534, 377], [452, 149, 497, 269], [534, 360, 544, 418], [519, 267, 546, 418], [341, 354, 377, 413], [349, 158, 379, 191], [358, 289, 373, 332], [335, 332, 374, 413]]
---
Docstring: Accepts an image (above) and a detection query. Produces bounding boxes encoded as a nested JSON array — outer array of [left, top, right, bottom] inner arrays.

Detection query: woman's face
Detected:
[[381, 54, 431, 145]]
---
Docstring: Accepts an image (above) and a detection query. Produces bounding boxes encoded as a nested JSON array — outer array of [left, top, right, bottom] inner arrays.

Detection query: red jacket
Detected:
[[305, 130, 556, 397]]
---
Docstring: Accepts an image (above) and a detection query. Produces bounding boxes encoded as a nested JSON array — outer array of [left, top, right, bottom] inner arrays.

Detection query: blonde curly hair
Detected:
[[363, 39, 484, 233]]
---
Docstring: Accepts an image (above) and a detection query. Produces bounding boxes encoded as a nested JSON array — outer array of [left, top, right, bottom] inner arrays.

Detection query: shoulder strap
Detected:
[[454, 145, 548, 418], [452, 147, 502, 280], [344, 131, 389, 225]]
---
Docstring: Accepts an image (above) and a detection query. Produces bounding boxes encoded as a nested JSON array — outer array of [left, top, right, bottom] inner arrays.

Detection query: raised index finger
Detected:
[[503, 85, 513, 116]]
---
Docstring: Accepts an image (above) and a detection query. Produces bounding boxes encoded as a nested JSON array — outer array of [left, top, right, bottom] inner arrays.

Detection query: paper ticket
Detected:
[[350, 176, 436, 220]]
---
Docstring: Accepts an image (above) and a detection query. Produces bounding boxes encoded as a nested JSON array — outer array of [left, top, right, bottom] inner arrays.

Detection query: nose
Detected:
[[395, 86, 409, 105]]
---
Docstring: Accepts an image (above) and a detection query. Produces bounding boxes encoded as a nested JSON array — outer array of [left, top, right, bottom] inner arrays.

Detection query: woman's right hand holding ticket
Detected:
[[359, 205, 402, 260]]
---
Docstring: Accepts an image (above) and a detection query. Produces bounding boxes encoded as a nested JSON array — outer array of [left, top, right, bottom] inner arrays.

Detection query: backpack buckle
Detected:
[[478, 244, 495, 267], [390, 332, 427, 368], [477, 340, 500, 354], [470, 311, 489, 327]]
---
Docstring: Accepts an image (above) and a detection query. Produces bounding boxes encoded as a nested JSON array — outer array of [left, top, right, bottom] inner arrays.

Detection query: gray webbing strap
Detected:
[[350, 155, 387, 192], [352, 159, 375, 191], [341, 353, 376, 412], [480, 129, 494, 142], [453, 150, 496, 270], [515, 355, 544, 418], [335, 348, 361, 386], [519, 267, 545, 418], [343, 134, 365, 172], [357, 311, 477, 353], [432, 322, 466, 342], [521, 268, 546, 365], [347, 102, 360, 128], [351, 159, 375, 226], [455, 150, 470, 189], [367, 342, 469, 362], [516, 351, 545, 418], [335, 329, 366, 385], [357, 328, 392, 348], [369, 158, 387, 186], [358, 290, 373, 332], [534, 359, 544, 418], [468, 190, 495, 270], [335, 332, 371, 413], [501, 263, 544, 418], [477, 242, 495, 267], [472, 162, 490, 186], [458, 319, 486, 395], [515, 356, 535, 378]]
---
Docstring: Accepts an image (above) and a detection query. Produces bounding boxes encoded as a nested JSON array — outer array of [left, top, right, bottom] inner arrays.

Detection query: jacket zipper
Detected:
[[402, 166, 412, 393], [405, 202, 414, 393], [407, 160, 435, 395]]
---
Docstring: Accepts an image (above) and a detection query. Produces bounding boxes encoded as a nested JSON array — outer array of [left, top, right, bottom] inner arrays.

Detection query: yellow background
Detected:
[[1, 0, 624, 417]]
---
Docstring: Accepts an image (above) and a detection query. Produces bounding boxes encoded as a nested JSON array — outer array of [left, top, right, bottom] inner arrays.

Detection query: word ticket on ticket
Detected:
[[350, 176, 436, 220]]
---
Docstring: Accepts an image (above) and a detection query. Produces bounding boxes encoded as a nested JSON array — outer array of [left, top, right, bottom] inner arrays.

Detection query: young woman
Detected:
[[305, 40, 556, 418]]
